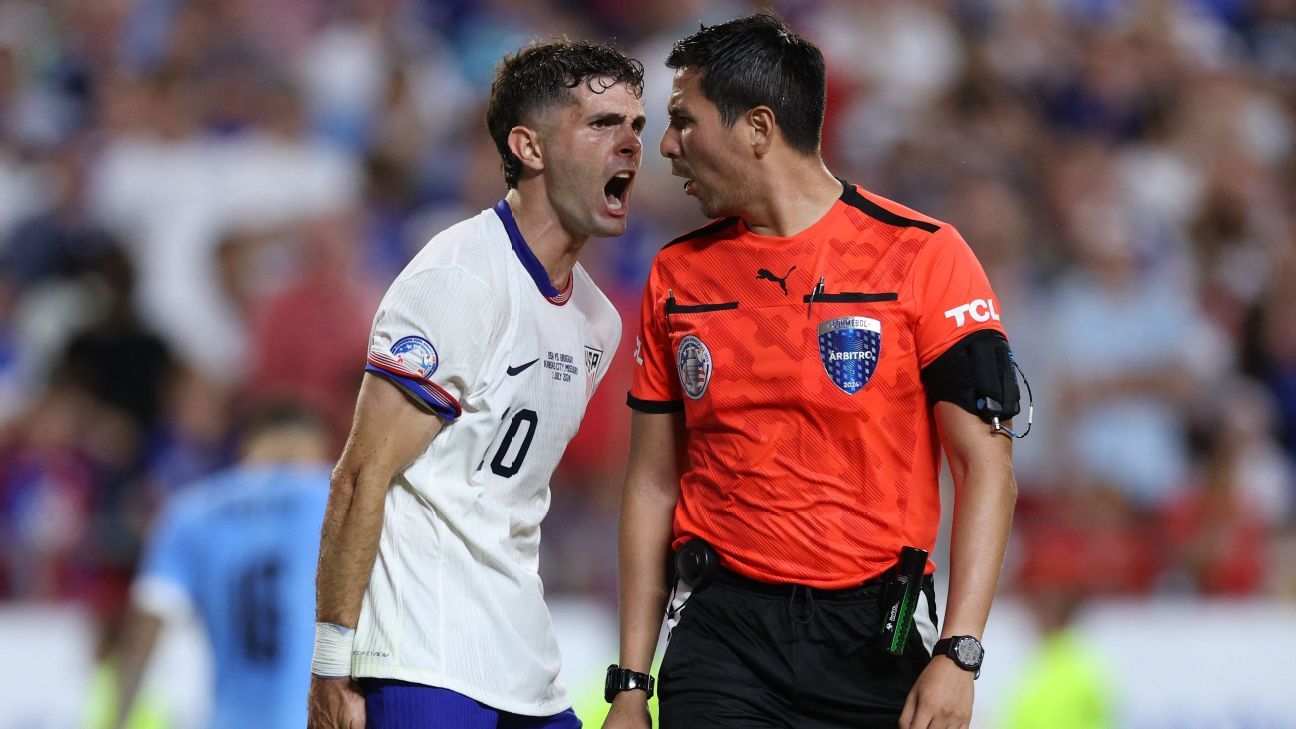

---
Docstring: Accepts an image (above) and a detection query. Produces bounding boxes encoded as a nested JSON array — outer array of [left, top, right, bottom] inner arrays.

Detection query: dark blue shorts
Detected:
[[362, 679, 583, 729]]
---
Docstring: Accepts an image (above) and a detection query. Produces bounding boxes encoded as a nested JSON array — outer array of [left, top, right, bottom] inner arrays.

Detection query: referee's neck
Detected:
[[740, 160, 841, 238]]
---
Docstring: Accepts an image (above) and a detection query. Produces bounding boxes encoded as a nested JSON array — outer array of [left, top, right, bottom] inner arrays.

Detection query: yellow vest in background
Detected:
[[1003, 630, 1113, 729], [85, 663, 170, 729]]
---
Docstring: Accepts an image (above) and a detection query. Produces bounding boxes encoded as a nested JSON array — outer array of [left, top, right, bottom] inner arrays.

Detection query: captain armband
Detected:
[[920, 330, 1032, 438]]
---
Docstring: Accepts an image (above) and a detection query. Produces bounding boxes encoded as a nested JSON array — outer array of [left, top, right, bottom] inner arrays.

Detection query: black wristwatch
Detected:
[[604, 664, 655, 703], [932, 635, 984, 679]]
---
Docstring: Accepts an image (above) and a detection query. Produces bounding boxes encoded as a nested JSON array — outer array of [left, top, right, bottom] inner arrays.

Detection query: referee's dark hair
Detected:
[[667, 13, 826, 156], [487, 40, 645, 189]]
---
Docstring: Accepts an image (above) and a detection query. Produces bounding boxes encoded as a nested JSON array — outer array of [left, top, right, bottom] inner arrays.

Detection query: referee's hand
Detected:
[[899, 657, 974, 729], [307, 675, 366, 729], [602, 691, 652, 729]]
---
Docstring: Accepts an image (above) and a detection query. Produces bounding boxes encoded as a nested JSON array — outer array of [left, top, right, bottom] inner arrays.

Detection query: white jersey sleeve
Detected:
[[365, 267, 500, 421]]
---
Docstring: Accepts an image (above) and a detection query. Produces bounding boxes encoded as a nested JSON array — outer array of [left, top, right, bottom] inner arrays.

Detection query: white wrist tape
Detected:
[[311, 622, 355, 678]]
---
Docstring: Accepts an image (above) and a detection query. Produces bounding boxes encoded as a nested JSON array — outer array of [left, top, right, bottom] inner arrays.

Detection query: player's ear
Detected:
[[748, 105, 775, 157], [508, 125, 544, 174]]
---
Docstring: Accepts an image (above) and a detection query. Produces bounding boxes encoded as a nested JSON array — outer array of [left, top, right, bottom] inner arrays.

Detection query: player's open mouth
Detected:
[[604, 171, 634, 213]]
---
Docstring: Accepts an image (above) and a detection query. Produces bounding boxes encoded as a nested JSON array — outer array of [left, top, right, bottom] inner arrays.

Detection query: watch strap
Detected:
[[604, 665, 655, 703], [933, 637, 955, 659]]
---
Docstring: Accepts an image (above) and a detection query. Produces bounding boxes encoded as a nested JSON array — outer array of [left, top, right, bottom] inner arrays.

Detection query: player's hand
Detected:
[[601, 690, 652, 729], [899, 656, 974, 729], [307, 675, 366, 729]]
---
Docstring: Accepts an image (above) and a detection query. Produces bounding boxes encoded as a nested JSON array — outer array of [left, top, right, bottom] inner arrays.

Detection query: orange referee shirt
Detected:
[[629, 181, 1008, 588]]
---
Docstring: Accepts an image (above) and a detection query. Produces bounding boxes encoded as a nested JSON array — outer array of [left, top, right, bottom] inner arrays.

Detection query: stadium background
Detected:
[[1, 0, 1295, 726]]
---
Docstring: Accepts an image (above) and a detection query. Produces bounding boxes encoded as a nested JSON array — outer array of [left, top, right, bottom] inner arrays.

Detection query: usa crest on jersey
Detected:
[[818, 317, 880, 394]]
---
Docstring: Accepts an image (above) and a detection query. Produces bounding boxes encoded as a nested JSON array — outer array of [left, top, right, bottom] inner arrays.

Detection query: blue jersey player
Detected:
[[107, 403, 331, 729]]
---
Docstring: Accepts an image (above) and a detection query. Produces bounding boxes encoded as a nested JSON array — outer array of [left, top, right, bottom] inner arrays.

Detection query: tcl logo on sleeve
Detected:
[[944, 299, 1001, 327]]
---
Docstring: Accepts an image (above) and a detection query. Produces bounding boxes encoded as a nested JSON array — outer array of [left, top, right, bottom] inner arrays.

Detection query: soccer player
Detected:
[[605, 14, 1018, 729], [307, 41, 644, 729], [108, 403, 332, 729]]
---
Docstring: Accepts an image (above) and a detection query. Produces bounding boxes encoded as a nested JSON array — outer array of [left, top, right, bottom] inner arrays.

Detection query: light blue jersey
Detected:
[[134, 464, 330, 729]]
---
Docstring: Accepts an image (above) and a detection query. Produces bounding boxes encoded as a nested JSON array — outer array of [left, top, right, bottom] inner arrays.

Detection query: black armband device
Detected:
[[920, 330, 1020, 423]]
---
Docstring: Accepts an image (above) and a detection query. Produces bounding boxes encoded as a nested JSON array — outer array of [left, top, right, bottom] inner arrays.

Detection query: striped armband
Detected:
[[311, 622, 355, 678]]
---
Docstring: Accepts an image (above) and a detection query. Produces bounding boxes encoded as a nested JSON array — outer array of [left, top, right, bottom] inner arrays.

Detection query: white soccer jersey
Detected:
[[352, 200, 621, 715]]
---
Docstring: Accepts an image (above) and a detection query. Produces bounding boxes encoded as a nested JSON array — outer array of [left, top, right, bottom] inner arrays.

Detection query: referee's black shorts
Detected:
[[658, 567, 938, 728]]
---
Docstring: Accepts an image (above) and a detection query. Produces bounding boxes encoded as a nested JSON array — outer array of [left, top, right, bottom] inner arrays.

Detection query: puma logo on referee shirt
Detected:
[[756, 265, 797, 294]]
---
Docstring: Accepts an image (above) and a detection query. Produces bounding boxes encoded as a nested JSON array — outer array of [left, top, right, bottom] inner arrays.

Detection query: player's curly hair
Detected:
[[487, 39, 644, 189], [667, 13, 825, 156]]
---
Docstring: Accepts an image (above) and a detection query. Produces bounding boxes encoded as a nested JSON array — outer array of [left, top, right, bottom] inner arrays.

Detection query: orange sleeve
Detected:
[[627, 262, 683, 411], [908, 225, 1007, 368]]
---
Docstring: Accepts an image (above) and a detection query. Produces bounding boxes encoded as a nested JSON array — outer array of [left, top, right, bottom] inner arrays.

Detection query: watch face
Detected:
[[953, 637, 983, 667]]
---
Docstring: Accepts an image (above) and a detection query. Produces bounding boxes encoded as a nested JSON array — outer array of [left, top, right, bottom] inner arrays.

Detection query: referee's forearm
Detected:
[[315, 465, 390, 627], [941, 457, 1016, 639], [616, 480, 676, 672]]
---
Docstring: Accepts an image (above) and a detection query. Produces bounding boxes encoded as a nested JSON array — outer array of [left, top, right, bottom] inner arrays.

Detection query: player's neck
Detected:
[[740, 160, 841, 238], [504, 188, 584, 291]]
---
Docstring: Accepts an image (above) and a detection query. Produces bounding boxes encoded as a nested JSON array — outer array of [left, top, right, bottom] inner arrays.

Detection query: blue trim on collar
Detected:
[[493, 199, 560, 298]]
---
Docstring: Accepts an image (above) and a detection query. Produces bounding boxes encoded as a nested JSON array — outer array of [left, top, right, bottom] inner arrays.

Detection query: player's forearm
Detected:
[[108, 608, 163, 729], [315, 465, 391, 627], [941, 453, 1016, 638], [315, 376, 445, 629], [616, 477, 677, 672]]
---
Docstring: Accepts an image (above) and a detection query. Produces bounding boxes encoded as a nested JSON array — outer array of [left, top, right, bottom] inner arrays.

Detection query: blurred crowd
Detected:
[[1, 0, 1295, 638]]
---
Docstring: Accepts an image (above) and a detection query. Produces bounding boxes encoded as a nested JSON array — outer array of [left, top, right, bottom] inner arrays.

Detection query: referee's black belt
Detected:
[[709, 566, 927, 601]]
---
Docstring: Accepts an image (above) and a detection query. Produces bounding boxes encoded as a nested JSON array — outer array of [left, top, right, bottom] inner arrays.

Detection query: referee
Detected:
[[604, 14, 1018, 729]]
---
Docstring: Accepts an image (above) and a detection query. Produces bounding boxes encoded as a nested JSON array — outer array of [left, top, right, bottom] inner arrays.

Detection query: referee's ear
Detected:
[[508, 125, 545, 175], [747, 105, 776, 158]]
